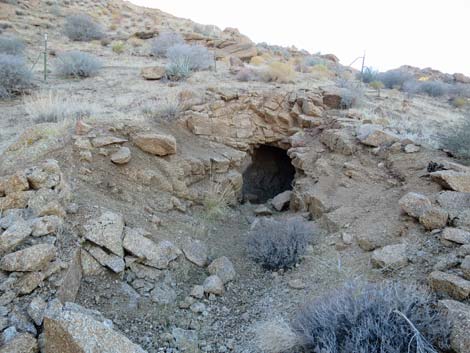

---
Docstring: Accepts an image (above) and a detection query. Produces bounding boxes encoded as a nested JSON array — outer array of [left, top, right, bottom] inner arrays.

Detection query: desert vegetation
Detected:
[[55, 51, 102, 78], [64, 13, 105, 41]]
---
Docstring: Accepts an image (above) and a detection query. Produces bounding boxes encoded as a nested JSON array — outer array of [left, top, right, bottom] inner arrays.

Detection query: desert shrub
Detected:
[[55, 51, 102, 78], [370, 80, 384, 96], [303, 56, 324, 67], [236, 67, 258, 82], [246, 218, 311, 270], [293, 281, 450, 353], [338, 81, 364, 109], [402, 79, 421, 96], [193, 23, 220, 37], [359, 66, 379, 83], [25, 92, 95, 123], [259, 61, 296, 83], [378, 69, 413, 89], [250, 56, 265, 66], [150, 31, 184, 57], [142, 94, 182, 121], [166, 43, 212, 71], [202, 182, 236, 220], [64, 14, 104, 41], [0, 35, 25, 55], [0, 54, 33, 99], [450, 96, 467, 108], [418, 80, 450, 97], [439, 118, 470, 162], [111, 41, 125, 54]]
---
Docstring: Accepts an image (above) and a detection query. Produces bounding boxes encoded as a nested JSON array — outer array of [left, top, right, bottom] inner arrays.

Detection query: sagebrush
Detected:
[[0, 36, 25, 55], [439, 117, 470, 163], [378, 69, 413, 89], [64, 14, 104, 41], [0, 54, 33, 99], [293, 281, 450, 353], [150, 31, 184, 57], [55, 51, 102, 78], [246, 218, 311, 270], [142, 94, 181, 121]]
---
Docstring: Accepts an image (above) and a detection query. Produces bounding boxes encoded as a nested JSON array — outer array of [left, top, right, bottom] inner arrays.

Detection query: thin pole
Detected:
[[360, 50, 366, 82], [44, 33, 48, 81]]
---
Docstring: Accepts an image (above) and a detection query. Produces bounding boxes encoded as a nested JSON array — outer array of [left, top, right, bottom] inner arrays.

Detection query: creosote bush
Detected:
[[64, 14, 104, 41], [150, 31, 184, 57], [0, 53, 33, 99], [0, 35, 25, 55], [55, 51, 102, 78], [293, 282, 450, 353], [246, 218, 311, 270]]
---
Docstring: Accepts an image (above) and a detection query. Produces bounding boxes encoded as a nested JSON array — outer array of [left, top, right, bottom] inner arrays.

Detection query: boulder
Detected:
[[31, 216, 63, 237], [190, 285, 204, 299], [271, 191, 292, 211], [3, 172, 29, 195], [0, 191, 34, 211], [111, 147, 131, 164], [0, 244, 56, 272], [123, 228, 181, 269], [404, 144, 420, 153], [28, 296, 47, 326], [441, 228, 470, 245], [57, 249, 83, 303], [371, 244, 408, 269], [437, 191, 470, 219], [133, 133, 177, 156], [172, 328, 199, 353], [203, 275, 225, 295], [0, 333, 38, 353], [181, 238, 208, 267], [398, 192, 432, 218], [438, 300, 470, 353], [418, 207, 448, 230], [26, 160, 61, 190], [356, 124, 399, 147], [0, 220, 32, 253], [453, 72, 470, 84], [207, 256, 236, 284], [84, 211, 125, 257], [141, 66, 166, 80], [431, 171, 470, 192], [44, 303, 146, 353], [429, 271, 470, 300], [27, 189, 66, 218], [320, 129, 357, 155], [322, 90, 342, 109], [85, 245, 125, 273]]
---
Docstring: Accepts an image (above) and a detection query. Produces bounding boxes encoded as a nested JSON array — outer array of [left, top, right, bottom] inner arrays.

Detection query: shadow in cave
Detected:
[[242, 145, 295, 204]]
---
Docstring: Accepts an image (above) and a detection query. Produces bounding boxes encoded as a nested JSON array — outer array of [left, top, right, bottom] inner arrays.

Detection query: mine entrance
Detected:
[[242, 145, 295, 204]]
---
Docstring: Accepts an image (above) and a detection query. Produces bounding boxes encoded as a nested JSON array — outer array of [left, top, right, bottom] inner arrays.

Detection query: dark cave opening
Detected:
[[242, 145, 296, 204]]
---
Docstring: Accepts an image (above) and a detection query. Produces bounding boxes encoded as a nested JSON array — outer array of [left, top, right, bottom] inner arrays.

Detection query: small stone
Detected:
[[0, 244, 56, 272], [111, 147, 131, 164], [398, 192, 432, 218], [91, 136, 128, 148], [271, 191, 292, 211], [190, 302, 206, 314], [441, 227, 470, 245], [172, 328, 198, 353], [182, 238, 208, 267], [356, 124, 399, 147], [79, 150, 93, 162], [150, 283, 177, 305], [203, 275, 224, 296], [404, 144, 420, 153], [27, 296, 47, 326], [141, 66, 166, 80], [429, 271, 470, 300], [288, 279, 306, 289], [31, 216, 62, 237], [4, 171, 29, 195], [461, 256, 470, 280], [207, 256, 236, 284], [341, 232, 354, 245], [179, 296, 196, 309], [190, 285, 204, 299], [254, 205, 272, 216], [431, 171, 470, 192], [371, 244, 408, 269], [418, 207, 448, 230]]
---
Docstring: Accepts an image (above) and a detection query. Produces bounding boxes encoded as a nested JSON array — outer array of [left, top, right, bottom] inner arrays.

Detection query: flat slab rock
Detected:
[[44, 303, 146, 353], [181, 238, 208, 267], [371, 244, 409, 269], [356, 124, 399, 147], [431, 171, 470, 192], [441, 227, 470, 245], [133, 133, 177, 156], [429, 271, 470, 300], [84, 211, 124, 257], [0, 243, 56, 272], [123, 227, 181, 269]]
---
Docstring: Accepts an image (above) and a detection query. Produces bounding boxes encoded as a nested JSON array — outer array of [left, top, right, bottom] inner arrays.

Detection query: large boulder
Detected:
[[431, 171, 470, 192], [371, 244, 408, 269], [320, 129, 357, 155], [438, 300, 470, 353], [418, 207, 448, 230], [84, 211, 125, 257], [356, 124, 399, 147], [44, 303, 146, 353], [441, 228, 470, 245], [271, 191, 292, 211], [429, 271, 470, 300], [207, 256, 236, 284], [133, 133, 177, 156], [0, 219, 32, 253]]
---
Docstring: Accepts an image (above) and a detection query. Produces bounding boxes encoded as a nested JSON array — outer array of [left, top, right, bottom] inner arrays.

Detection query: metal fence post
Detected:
[[44, 33, 48, 81]]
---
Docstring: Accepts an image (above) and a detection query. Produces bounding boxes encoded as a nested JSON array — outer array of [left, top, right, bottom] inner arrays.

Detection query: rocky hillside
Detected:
[[0, 1, 470, 353]]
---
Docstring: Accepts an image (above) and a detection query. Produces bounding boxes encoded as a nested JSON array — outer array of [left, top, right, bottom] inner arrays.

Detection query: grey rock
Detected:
[[207, 257, 236, 284], [84, 211, 124, 257]]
